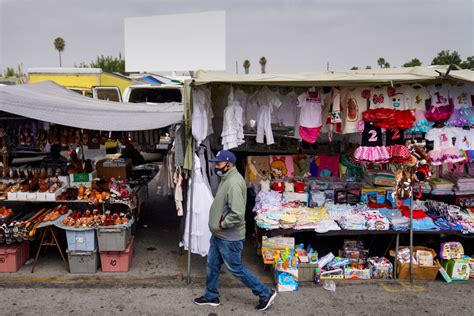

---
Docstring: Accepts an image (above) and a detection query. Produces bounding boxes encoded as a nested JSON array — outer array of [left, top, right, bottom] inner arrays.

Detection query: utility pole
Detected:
[[327, 62, 329, 71], [236, 61, 238, 74]]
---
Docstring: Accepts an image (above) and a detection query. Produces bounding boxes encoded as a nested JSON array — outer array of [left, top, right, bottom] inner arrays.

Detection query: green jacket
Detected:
[[208, 167, 247, 241]]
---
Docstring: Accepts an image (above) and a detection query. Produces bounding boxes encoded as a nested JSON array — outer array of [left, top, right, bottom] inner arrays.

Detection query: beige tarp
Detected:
[[192, 66, 473, 86]]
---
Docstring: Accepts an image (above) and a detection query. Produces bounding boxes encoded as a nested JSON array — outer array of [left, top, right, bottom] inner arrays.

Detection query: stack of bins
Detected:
[[97, 225, 134, 272], [65, 229, 98, 274]]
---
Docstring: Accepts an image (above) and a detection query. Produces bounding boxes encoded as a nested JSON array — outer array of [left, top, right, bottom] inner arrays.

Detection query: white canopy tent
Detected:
[[0, 81, 184, 131]]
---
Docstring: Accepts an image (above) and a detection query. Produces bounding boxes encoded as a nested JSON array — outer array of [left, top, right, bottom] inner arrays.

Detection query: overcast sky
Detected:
[[0, 0, 472, 74]]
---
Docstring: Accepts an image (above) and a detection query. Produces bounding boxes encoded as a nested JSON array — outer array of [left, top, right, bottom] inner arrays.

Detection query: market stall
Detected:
[[0, 81, 183, 273], [182, 66, 474, 286]]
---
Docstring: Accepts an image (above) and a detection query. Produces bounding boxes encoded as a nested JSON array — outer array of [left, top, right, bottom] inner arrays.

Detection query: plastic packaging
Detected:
[[318, 252, 335, 268], [323, 280, 336, 292]]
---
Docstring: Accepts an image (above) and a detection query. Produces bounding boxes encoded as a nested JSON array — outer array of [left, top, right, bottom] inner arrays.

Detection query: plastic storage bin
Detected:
[[97, 226, 131, 251], [100, 236, 134, 272], [67, 249, 99, 274], [66, 229, 96, 251], [0, 241, 29, 273], [442, 259, 471, 281]]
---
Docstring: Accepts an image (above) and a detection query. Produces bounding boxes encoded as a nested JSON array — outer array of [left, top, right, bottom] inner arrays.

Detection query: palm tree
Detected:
[[54, 37, 66, 67], [243, 60, 251, 74], [377, 58, 386, 68], [259, 57, 267, 74]]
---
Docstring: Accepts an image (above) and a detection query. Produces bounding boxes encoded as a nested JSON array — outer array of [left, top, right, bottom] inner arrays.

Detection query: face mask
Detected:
[[215, 163, 228, 177]]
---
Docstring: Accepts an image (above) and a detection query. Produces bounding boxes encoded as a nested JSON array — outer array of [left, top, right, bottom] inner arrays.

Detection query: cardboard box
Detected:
[[274, 268, 298, 292], [261, 236, 295, 265], [391, 246, 440, 281], [298, 262, 318, 282], [96, 159, 132, 180], [344, 268, 371, 280]]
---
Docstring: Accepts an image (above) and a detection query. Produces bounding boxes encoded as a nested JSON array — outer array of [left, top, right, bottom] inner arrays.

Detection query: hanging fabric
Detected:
[[221, 86, 245, 150], [180, 154, 213, 256], [191, 86, 214, 145]]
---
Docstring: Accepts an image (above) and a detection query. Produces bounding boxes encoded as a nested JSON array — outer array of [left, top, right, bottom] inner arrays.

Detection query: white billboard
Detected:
[[124, 11, 226, 72]]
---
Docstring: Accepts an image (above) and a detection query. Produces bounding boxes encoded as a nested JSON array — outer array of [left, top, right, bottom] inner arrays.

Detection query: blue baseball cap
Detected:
[[210, 150, 237, 164]]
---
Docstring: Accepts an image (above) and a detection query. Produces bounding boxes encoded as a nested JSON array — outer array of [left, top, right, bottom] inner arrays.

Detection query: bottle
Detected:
[[314, 265, 321, 285]]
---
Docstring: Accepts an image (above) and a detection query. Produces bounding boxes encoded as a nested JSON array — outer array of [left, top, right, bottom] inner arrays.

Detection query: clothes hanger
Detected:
[[411, 83, 424, 89]]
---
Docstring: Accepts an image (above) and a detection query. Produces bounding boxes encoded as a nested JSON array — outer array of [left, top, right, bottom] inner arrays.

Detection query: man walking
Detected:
[[194, 150, 277, 311]]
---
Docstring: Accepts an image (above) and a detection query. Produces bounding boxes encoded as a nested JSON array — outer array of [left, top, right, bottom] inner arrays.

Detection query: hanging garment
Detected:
[[318, 154, 340, 177], [341, 87, 367, 134], [173, 168, 184, 216], [192, 87, 214, 145], [198, 139, 220, 195], [269, 156, 295, 178], [249, 86, 282, 145], [293, 154, 310, 177], [234, 88, 252, 126], [297, 88, 324, 128], [156, 151, 175, 196], [221, 99, 245, 150], [174, 124, 185, 168], [326, 88, 343, 141], [246, 156, 271, 182], [180, 154, 213, 256], [354, 121, 390, 163], [273, 91, 298, 127]]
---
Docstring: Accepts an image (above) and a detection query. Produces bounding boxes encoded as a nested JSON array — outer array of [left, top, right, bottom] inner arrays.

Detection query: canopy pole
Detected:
[[409, 194, 413, 283], [186, 141, 195, 284]]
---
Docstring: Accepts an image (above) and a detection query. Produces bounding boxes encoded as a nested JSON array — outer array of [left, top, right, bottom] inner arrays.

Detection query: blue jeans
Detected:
[[205, 235, 271, 301]]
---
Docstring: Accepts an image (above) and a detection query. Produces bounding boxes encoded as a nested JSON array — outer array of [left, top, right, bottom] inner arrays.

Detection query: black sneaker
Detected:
[[194, 296, 220, 307], [256, 290, 277, 311]]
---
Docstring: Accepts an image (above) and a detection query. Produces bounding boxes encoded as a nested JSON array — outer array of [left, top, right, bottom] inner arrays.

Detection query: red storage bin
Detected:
[[99, 236, 134, 272], [0, 242, 29, 273]]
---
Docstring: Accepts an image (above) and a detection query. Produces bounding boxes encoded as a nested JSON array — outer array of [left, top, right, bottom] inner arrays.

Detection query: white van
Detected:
[[122, 84, 183, 104]]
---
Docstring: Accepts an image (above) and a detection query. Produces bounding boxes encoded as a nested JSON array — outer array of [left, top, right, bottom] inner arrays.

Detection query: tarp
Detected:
[[0, 81, 184, 131], [447, 69, 474, 83], [192, 66, 473, 86]]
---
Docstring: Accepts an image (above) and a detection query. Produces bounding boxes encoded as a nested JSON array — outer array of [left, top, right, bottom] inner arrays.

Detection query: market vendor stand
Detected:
[[183, 65, 474, 284], [0, 81, 184, 274]]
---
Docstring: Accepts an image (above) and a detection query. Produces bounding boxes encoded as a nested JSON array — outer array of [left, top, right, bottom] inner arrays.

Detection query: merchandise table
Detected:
[[255, 226, 474, 279]]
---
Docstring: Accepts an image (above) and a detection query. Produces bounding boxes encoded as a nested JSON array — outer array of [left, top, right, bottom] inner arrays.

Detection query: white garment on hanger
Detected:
[[249, 86, 282, 145], [274, 91, 298, 127], [173, 168, 183, 216], [221, 100, 245, 150], [233, 88, 253, 126], [180, 154, 213, 257], [192, 87, 214, 145], [297, 88, 323, 128]]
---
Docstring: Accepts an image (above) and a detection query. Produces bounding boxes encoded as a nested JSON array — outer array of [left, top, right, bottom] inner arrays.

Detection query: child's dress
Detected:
[[425, 84, 454, 122], [425, 126, 466, 165], [386, 128, 411, 163], [354, 121, 390, 163]]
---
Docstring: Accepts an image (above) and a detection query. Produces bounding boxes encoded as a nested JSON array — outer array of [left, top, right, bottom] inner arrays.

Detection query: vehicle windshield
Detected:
[[128, 88, 181, 103]]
